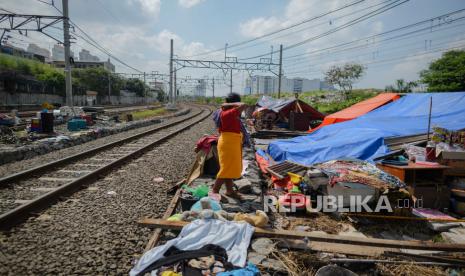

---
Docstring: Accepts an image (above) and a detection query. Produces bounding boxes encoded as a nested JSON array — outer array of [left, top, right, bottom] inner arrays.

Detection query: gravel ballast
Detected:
[[0, 107, 216, 275], [0, 107, 195, 178]]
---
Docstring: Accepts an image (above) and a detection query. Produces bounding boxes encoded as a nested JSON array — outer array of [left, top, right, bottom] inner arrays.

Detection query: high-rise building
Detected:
[[52, 44, 73, 61], [79, 49, 100, 62], [27, 44, 51, 61], [244, 75, 334, 94], [194, 79, 207, 97]]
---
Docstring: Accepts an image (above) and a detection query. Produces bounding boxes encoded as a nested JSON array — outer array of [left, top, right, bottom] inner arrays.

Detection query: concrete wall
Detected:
[[0, 91, 157, 107]]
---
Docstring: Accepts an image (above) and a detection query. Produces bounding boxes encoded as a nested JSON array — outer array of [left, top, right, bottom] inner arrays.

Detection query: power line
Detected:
[[182, 0, 367, 58], [283, 8, 465, 62], [284, 41, 465, 76], [240, 0, 409, 61], [282, 18, 465, 70], [35, 0, 143, 73], [222, 0, 396, 55]]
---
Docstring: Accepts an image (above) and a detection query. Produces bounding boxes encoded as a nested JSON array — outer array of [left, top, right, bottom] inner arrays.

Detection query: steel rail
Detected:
[[0, 105, 213, 228], [0, 108, 196, 186]]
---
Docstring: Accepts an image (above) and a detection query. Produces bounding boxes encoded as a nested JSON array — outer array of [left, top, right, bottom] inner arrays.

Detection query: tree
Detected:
[[125, 78, 146, 97], [420, 50, 465, 91], [325, 63, 364, 98], [385, 79, 417, 93]]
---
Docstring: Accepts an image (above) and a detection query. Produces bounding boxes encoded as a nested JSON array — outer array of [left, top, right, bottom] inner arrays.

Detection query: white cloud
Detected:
[[178, 0, 206, 8], [130, 0, 161, 16], [239, 17, 282, 38]]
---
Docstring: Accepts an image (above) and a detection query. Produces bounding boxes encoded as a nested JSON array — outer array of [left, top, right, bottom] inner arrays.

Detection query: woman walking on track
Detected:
[[212, 93, 248, 200]]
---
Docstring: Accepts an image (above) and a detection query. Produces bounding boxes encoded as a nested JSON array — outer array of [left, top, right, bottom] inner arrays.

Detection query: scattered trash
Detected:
[[107, 191, 117, 195], [152, 177, 164, 183]]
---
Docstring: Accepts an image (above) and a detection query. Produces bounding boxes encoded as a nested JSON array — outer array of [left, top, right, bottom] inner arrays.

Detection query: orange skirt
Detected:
[[216, 132, 242, 179]]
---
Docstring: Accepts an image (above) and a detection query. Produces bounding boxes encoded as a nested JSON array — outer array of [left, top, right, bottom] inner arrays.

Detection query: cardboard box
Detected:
[[407, 185, 450, 209], [437, 151, 465, 176]]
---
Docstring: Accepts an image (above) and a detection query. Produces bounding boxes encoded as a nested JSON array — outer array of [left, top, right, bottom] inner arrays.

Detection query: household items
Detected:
[[130, 219, 254, 275], [136, 244, 234, 276], [266, 160, 310, 179], [315, 159, 405, 190]]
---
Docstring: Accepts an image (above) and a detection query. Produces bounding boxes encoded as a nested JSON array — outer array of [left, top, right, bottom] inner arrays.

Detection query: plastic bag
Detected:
[[182, 184, 209, 198]]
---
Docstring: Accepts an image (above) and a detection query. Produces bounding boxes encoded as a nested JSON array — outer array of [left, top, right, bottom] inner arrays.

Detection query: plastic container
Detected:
[[180, 196, 198, 211], [288, 172, 303, 184]]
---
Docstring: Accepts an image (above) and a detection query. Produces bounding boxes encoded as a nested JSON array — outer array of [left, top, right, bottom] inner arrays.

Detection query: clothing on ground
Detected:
[[130, 219, 255, 276]]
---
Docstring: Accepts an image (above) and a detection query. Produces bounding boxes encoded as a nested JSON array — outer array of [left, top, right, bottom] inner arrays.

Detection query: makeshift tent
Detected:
[[309, 92, 400, 133], [256, 96, 324, 121], [268, 92, 465, 165]]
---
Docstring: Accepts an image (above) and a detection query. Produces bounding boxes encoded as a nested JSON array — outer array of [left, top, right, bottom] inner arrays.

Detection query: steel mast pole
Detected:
[[62, 0, 73, 106], [278, 44, 283, 99]]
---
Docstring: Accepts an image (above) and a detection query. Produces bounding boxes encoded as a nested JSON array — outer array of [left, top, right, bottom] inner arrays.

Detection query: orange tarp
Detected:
[[309, 92, 400, 133]]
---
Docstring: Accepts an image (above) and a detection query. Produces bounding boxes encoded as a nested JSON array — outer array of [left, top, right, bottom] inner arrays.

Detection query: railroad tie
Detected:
[[38, 177, 76, 182], [30, 187, 56, 192], [58, 170, 93, 174]]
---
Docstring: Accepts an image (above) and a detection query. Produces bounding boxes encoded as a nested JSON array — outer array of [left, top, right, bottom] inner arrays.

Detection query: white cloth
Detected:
[[130, 219, 255, 276]]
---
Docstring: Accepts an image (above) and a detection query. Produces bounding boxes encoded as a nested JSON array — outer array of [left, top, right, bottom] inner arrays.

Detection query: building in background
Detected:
[[51, 58, 115, 72], [79, 49, 99, 62], [244, 75, 334, 95], [193, 79, 207, 97], [149, 81, 166, 93], [51, 44, 73, 61], [27, 43, 51, 62], [1, 44, 47, 62]]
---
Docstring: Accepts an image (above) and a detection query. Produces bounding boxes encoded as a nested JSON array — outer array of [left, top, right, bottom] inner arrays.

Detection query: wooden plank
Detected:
[[138, 219, 465, 252], [144, 188, 181, 252], [309, 241, 388, 257]]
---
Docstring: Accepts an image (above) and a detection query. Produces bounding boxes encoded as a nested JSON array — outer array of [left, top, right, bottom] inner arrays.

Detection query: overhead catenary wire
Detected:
[[282, 18, 465, 70], [35, 0, 143, 73], [223, 0, 398, 55], [239, 0, 410, 61], [182, 0, 368, 58], [283, 7, 465, 62]]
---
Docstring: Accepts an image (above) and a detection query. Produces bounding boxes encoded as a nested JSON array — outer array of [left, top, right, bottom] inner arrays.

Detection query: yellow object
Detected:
[[234, 210, 269, 227], [217, 132, 243, 179], [288, 172, 302, 184], [161, 271, 180, 276]]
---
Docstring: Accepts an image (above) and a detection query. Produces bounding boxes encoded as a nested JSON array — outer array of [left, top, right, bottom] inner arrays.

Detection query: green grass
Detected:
[[0, 53, 61, 76], [131, 108, 167, 120]]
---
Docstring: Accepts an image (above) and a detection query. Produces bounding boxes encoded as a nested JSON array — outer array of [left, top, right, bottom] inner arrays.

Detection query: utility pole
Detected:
[[277, 44, 283, 99], [174, 69, 177, 102], [230, 69, 233, 93], [169, 39, 173, 104], [62, 0, 73, 106], [212, 78, 215, 99], [108, 70, 111, 104], [143, 71, 146, 104]]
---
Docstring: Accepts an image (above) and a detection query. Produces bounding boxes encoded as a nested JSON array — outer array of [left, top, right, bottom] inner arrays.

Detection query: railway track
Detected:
[[0, 104, 213, 228]]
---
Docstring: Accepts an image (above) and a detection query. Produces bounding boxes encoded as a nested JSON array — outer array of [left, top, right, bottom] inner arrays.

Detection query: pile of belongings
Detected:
[[130, 219, 260, 276], [0, 125, 19, 144], [314, 159, 405, 190]]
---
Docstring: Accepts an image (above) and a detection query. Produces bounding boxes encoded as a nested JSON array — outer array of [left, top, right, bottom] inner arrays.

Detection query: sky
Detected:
[[2, 0, 465, 96]]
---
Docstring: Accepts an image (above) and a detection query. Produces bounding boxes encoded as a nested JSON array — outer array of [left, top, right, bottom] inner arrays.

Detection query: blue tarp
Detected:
[[268, 92, 465, 165]]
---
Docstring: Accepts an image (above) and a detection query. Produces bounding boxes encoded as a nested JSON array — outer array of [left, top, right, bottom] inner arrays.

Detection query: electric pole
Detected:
[[169, 39, 173, 104], [108, 70, 111, 104], [143, 71, 146, 104], [62, 0, 73, 106], [174, 69, 177, 102], [278, 44, 283, 99], [230, 69, 233, 93], [212, 78, 215, 99]]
